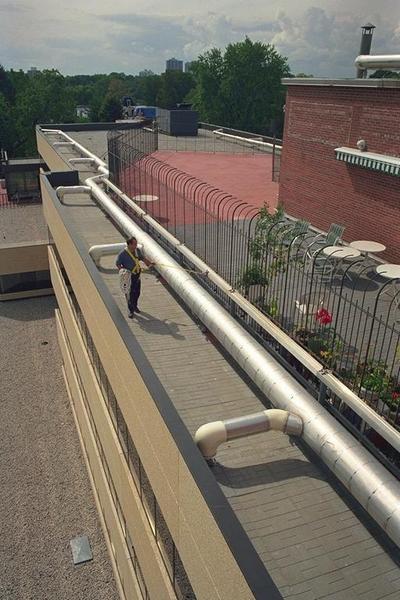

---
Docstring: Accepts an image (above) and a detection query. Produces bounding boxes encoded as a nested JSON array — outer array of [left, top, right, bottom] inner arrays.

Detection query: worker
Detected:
[[116, 237, 146, 318]]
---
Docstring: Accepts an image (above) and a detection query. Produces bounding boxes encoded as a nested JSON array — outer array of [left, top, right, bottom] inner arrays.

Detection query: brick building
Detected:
[[279, 78, 400, 262]]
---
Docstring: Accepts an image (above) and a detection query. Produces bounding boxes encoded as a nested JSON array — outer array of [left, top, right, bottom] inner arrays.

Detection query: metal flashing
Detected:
[[282, 77, 400, 89], [70, 535, 93, 565]]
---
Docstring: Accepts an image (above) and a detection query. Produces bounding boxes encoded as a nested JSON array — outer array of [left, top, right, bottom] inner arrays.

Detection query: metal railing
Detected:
[[106, 129, 400, 474]]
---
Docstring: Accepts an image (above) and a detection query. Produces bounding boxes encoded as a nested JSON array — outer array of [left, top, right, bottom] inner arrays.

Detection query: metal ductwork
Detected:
[[88, 243, 126, 266], [355, 55, 400, 71], [45, 129, 400, 549], [56, 185, 91, 203], [195, 409, 303, 461]]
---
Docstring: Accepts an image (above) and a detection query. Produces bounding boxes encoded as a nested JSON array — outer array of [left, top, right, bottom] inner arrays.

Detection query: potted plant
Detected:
[[355, 360, 393, 408], [238, 264, 268, 296], [295, 307, 342, 368]]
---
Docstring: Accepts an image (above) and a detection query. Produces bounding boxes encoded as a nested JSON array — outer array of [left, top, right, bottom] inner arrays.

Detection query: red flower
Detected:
[[315, 308, 333, 325]]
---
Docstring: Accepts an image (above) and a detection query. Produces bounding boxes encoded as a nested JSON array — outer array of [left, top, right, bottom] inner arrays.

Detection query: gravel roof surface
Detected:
[[0, 296, 119, 600], [0, 204, 48, 246]]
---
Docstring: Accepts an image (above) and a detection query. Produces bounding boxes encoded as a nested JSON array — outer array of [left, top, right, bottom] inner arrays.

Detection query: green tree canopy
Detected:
[[156, 71, 195, 109], [188, 37, 290, 135], [98, 95, 123, 121], [370, 69, 400, 79]]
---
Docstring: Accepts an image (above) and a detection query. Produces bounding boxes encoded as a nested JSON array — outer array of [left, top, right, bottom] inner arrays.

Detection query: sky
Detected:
[[1, 0, 400, 77]]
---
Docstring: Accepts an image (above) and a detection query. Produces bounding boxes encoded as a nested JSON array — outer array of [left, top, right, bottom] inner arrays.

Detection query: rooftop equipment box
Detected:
[[156, 107, 198, 136]]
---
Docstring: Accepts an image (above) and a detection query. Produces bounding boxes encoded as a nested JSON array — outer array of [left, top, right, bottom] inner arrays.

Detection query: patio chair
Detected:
[[306, 223, 345, 276], [281, 219, 310, 246], [307, 223, 345, 256]]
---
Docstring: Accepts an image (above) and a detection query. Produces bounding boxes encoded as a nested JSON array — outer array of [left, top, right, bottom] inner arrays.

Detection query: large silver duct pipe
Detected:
[[82, 172, 400, 549], [195, 409, 303, 461], [46, 130, 400, 548], [355, 54, 400, 71], [356, 23, 375, 78]]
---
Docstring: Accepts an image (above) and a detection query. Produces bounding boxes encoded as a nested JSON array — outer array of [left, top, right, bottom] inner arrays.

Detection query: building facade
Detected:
[[29, 124, 400, 600], [279, 78, 400, 262], [35, 127, 277, 600], [165, 58, 183, 72]]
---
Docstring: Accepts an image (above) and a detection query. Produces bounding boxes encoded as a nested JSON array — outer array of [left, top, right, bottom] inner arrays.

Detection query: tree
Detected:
[[14, 69, 76, 155], [0, 93, 15, 153], [370, 70, 400, 79], [188, 50, 224, 123], [189, 37, 290, 135], [99, 95, 122, 121], [135, 74, 162, 105], [156, 71, 195, 109], [0, 65, 15, 102]]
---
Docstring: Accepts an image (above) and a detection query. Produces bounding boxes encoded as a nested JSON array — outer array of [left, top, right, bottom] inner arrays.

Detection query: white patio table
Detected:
[[350, 240, 386, 257], [322, 246, 361, 280], [376, 264, 400, 308]]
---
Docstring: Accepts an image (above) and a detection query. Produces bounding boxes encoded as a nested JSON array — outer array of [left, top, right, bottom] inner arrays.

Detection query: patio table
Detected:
[[349, 240, 386, 257], [323, 246, 361, 260], [322, 246, 361, 280], [376, 264, 400, 308]]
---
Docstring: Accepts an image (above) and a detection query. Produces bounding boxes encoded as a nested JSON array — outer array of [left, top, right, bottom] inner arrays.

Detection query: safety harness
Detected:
[[125, 248, 142, 275]]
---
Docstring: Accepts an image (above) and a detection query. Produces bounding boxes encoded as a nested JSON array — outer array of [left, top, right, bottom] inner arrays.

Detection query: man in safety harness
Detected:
[[116, 237, 145, 318]]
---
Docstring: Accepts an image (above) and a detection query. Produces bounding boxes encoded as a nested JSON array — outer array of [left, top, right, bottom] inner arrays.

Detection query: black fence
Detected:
[[107, 125, 400, 475]]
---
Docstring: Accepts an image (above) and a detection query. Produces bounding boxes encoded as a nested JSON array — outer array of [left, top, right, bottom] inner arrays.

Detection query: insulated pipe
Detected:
[[89, 243, 126, 266], [48, 130, 399, 453], [195, 409, 303, 460], [56, 185, 91, 201], [53, 141, 76, 148], [45, 129, 400, 545], [355, 54, 400, 70], [105, 181, 399, 452], [82, 171, 400, 548], [69, 158, 97, 167], [213, 130, 281, 151]]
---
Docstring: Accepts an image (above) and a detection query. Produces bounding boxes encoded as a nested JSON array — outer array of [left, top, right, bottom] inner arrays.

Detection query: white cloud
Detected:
[[1, 2, 399, 76]]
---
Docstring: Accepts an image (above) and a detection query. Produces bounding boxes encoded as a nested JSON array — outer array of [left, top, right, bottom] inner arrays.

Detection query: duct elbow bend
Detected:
[[266, 409, 303, 437], [56, 185, 91, 202], [195, 409, 303, 461], [194, 421, 227, 461], [89, 242, 126, 266]]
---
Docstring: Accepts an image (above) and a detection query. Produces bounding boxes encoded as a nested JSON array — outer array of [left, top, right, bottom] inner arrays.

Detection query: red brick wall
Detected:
[[279, 85, 400, 262]]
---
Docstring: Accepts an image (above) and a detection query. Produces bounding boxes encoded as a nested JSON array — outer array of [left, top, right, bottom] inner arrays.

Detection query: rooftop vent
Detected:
[[356, 23, 375, 78]]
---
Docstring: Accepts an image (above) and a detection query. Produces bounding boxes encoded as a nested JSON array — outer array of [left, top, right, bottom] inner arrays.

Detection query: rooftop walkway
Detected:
[[55, 133, 400, 598]]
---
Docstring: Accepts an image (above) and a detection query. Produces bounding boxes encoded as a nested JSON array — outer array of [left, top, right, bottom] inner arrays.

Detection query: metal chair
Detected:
[[281, 219, 310, 246], [305, 223, 345, 276]]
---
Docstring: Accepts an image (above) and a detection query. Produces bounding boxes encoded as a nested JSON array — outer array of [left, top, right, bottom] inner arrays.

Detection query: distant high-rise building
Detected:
[[165, 58, 183, 72], [27, 67, 39, 78], [139, 69, 155, 77], [184, 61, 193, 73]]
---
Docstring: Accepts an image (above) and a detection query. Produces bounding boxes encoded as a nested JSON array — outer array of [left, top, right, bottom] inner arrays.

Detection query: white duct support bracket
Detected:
[[195, 409, 303, 460], [56, 186, 92, 202], [89, 243, 126, 267], [213, 130, 282, 151], [44, 128, 400, 548], [53, 142, 76, 148], [69, 158, 98, 167]]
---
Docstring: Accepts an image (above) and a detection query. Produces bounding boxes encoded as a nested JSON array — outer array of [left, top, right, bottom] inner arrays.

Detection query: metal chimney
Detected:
[[356, 23, 376, 78]]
